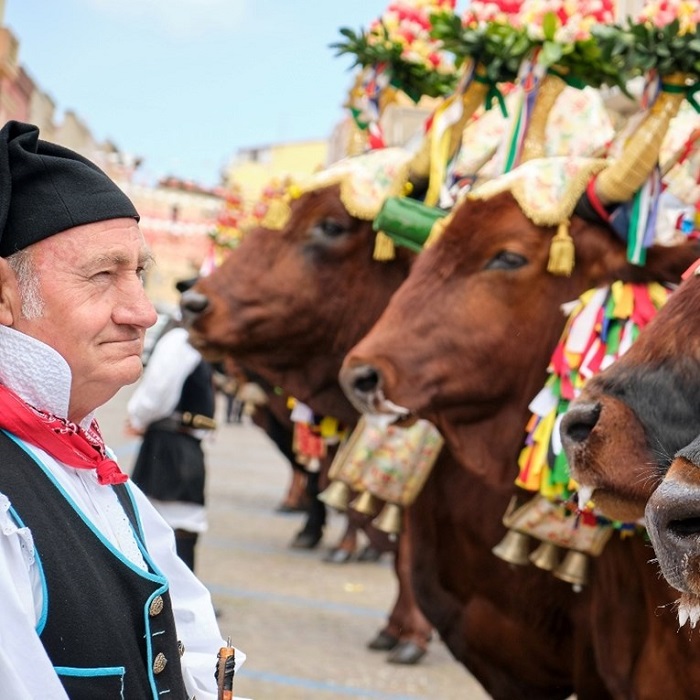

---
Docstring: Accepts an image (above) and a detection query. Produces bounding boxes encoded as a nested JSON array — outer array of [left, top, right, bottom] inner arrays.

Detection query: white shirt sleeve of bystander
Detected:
[[127, 327, 203, 432], [0, 496, 70, 700], [129, 484, 247, 699]]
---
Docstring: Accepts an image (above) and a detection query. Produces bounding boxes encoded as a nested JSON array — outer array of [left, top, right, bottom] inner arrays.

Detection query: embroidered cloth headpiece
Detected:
[[0, 383, 127, 485], [0, 120, 139, 257], [262, 147, 414, 231], [464, 156, 609, 275]]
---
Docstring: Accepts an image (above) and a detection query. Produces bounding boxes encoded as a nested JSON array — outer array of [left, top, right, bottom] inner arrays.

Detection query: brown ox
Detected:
[[180, 184, 434, 664], [340, 189, 700, 698], [560, 266, 700, 620]]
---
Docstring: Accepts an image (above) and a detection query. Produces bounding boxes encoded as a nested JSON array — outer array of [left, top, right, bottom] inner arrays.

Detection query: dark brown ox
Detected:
[[180, 184, 434, 664], [340, 189, 700, 698], [560, 266, 700, 618]]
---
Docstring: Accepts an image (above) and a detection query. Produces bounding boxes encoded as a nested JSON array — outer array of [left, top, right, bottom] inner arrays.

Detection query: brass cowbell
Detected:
[[529, 541, 561, 571], [492, 529, 531, 566], [553, 549, 589, 591], [350, 490, 381, 516], [373, 503, 403, 535], [318, 480, 351, 511]]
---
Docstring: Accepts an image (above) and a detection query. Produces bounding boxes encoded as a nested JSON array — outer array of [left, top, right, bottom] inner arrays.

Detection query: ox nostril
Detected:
[[180, 290, 209, 318], [351, 365, 381, 394], [561, 402, 601, 445], [668, 517, 700, 539]]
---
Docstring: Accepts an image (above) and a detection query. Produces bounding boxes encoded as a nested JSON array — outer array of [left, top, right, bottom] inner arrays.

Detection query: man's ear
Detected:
[[0, 258, 21, 326]]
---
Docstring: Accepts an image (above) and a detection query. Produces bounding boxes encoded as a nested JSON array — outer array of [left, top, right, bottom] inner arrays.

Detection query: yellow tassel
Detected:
[[373, 230, 396, 261], [547, 221, 575, 276], [262, 198, 291, 230]]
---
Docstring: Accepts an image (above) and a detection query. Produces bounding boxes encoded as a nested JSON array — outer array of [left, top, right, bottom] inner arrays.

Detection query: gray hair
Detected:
[[6, 248, 45, 319]]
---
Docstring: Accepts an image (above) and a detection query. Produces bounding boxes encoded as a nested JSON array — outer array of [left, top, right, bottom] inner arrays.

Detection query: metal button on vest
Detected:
[[153, 652, 168, 674], [149, 595, 164, 616], [178, 640, 185, 657]]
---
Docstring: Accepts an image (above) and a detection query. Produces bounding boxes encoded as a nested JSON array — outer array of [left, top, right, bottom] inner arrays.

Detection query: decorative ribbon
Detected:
[[626, 165, 662, 265], [423, 60, 477, 207], [475, 73, 508, 118], [517, 282, 670, 522], [501, 49, 548, 173]]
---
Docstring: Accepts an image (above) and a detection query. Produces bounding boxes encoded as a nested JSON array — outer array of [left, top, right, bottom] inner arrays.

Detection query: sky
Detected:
[[4, 0, 391, 188]]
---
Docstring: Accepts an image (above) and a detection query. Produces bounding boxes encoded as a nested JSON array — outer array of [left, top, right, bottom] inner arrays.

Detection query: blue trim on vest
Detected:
[[55, 666, 126, 699], [113, 484, 174, 699], [2, 431, 166, 583], [55, 665, 126, 677], [7, 504, 49, 634]]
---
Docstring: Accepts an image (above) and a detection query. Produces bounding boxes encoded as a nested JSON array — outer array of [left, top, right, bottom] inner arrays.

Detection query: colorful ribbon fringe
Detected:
[[516, 281, 671, 529]]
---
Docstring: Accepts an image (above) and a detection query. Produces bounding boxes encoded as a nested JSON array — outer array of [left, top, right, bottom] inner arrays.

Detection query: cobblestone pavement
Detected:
[[98, 387, 490, 700]]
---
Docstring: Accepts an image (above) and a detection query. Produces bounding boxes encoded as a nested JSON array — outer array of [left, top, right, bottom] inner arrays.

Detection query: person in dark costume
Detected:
[[0, 120, 245, 699], [127, 278, 217, 573]]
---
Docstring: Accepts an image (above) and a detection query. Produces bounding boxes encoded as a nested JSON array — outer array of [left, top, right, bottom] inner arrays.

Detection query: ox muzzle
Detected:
[[179, 289, 210, 327]]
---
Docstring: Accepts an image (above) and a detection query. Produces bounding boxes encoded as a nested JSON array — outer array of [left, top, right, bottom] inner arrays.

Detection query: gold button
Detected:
[[178, 640, 185, 657], [149, 596, 164, 616], [153, 652, 168, 674]]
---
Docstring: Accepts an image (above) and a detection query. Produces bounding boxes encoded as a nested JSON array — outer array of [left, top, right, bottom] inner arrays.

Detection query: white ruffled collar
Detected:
[[0, 325, 94, 429]]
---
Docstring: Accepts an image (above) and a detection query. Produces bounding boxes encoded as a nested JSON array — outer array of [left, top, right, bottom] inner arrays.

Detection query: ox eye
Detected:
[[485, 250, 528, 270], [316, 219, 347, 238]]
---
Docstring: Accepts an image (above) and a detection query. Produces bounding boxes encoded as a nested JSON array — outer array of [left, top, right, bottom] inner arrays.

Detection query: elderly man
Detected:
[[0, 120, 244, 699]]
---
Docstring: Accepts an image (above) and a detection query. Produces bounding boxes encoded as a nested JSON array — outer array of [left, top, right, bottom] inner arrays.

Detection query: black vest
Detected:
[[176, 359, 215, 419], [0, 430, 188, 700]]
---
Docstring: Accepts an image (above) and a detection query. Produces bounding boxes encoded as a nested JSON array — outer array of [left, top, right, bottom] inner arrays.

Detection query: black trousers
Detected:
[[174, 529, 199, 571]]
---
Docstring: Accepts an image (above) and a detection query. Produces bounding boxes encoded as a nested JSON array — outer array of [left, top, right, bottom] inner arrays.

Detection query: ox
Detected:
[[180, 185, 434, 664], [339, 182, 700, 697], [561, 264, 700, 622]]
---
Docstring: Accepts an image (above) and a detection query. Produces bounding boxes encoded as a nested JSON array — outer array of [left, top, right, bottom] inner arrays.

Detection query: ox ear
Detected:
[[625, 239, 700, 285]]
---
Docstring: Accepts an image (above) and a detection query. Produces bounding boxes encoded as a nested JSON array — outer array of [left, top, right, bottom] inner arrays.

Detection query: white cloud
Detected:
[[79, 0, 246, 38]]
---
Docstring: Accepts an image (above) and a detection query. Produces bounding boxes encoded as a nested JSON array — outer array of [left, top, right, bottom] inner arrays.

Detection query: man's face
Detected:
[[13, 218, 158, 421]]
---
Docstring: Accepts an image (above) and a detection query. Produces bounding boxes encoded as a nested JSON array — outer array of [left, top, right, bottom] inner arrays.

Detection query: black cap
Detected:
[[0, 120, 140, 257]]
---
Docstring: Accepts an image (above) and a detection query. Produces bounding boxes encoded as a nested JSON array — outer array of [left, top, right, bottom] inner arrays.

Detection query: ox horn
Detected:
[[492, 529, 532, 566], [318, 480, 351, 511], [519, 73, 567, 162], [594, 73, 690, 205], [409, 64, 491, 206], [553, 549, 589, 591]]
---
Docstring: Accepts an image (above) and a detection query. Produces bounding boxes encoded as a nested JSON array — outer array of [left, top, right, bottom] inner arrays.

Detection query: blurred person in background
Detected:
[[126, 277, 217, 574]]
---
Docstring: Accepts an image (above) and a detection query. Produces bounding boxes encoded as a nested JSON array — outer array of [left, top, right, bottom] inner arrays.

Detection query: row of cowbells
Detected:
[[319, 480, 403, 535], [492, 529, 590, 592]]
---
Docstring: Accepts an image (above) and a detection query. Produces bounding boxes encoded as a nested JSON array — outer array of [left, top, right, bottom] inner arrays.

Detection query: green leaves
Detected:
[[622, 18, 700, 77], [430, 11, 531, 85], [331, 22, 457, 102]]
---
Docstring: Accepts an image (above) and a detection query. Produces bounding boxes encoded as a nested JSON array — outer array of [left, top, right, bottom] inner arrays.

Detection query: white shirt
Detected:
[[0, 325, 245, 700], [127, 326, 210, 533]]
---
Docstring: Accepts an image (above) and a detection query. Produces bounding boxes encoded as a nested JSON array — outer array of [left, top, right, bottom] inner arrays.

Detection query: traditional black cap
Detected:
[[0, 120, 140, 257]]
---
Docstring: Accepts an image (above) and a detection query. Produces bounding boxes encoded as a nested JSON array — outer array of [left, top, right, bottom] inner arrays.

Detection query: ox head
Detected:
[[340, 187, 700, 479], [561, 270, 700, 523], [180, 183, 414, 423], [645, 434, 700, 622]]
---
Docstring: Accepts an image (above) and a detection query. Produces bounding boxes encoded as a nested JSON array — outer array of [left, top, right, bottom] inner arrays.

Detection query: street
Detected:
[[97, 386, 488, 700]]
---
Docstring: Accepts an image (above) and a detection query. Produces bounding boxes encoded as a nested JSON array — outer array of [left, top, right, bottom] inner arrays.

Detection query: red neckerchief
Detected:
[[0, 383, 127, 486]]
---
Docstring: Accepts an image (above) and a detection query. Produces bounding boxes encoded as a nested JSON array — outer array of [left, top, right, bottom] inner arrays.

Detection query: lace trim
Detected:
[[0, 493, 36, 568]]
